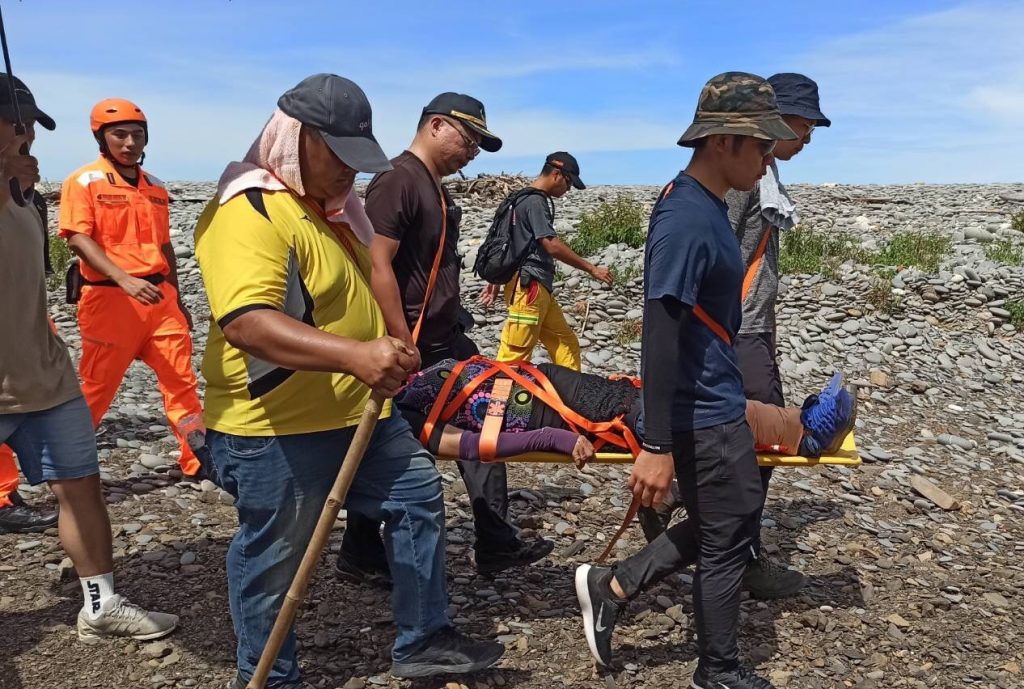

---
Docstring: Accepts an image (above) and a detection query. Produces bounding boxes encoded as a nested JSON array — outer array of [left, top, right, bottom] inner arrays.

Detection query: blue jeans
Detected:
[[0, 395, 99, 484], [208, 412, 448, 686]]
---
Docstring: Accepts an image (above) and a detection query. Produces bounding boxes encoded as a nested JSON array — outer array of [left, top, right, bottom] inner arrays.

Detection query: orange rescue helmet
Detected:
[[90, 98, 147, 135]]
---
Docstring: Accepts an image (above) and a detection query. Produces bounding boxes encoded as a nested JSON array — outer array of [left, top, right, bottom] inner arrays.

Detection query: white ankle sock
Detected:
[[80, 572, 115, 619]]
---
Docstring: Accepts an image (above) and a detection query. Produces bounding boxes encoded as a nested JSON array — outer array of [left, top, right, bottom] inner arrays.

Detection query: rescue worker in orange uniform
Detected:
[[58, 99, 204, 477]]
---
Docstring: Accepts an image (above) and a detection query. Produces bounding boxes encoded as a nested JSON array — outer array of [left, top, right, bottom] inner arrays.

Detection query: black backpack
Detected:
[[473, 187, 551, 284]]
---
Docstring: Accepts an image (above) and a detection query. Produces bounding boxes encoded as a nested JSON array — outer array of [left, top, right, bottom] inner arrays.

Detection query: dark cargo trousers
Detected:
[[613, 416, 763, 673]]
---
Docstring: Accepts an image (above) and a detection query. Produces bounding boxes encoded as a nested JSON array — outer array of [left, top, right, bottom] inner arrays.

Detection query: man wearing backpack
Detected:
[[482, 152, 612, 370], [336, 92, 554, 586]]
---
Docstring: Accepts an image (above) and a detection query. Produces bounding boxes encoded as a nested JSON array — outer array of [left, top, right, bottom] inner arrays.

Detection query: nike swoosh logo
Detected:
[[718, 682, 732, 689], [594, 603, 607, 632]]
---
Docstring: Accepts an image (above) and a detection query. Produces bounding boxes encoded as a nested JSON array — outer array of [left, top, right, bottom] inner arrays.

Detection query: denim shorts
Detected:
[[0, 395, 99, 484]]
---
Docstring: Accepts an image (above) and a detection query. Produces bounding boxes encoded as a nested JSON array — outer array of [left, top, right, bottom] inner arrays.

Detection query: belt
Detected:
[[84, 273, 165, 287]]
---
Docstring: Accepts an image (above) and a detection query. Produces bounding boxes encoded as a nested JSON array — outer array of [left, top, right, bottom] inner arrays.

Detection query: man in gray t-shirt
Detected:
[[726, 73, 831, 600], [486, 152, 612, 370]]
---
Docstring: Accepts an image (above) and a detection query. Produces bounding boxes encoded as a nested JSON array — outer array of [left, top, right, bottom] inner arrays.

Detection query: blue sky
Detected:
[[6, 0, 1022, 185]]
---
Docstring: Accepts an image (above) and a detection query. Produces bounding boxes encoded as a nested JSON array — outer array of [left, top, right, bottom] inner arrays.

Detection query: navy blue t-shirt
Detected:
[[643, 173, 747, 432]]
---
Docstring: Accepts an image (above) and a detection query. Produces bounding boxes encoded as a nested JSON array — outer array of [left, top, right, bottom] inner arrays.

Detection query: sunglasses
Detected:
[[756, 139, 777, 158], [442, 117, 481, 152]]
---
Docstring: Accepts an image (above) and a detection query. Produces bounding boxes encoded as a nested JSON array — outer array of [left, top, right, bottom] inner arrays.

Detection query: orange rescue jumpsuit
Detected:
[[59, 156, 202, 476], [0, 448, 17, 507]]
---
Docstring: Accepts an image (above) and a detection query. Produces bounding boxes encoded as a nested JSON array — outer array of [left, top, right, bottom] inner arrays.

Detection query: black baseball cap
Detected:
[[422, 92, 502, 152], [546, 151, 585, 189], [768, 73, 831, 127], [0, 74, 55, 130], [278, 73, 391, 173]]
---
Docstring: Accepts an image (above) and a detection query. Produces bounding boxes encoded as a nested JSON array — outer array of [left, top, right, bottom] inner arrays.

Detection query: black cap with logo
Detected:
[[278, 73, 392, 173], [422, 92, 502, 152], [0, 74, 55, 130], [545, 151, 585, 189]]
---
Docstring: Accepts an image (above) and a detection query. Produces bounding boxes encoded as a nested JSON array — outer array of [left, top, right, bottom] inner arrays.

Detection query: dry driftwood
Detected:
[[446, 172, 531, 205]]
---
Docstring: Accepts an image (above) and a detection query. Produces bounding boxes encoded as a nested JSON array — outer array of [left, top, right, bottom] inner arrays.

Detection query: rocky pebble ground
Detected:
[[2, 181, 1023, 689]]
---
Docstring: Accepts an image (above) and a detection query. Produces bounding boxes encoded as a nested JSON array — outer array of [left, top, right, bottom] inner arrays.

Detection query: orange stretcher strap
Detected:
[[741, 224, 771, 303], [597, 496, 641, 564], [411, 187, 448, 346], [419, 356, 643, 556], [420, 356, 642, 459], [479, 377, 512, 462], [693, 305, 731, 345], [658, 180, 732, 346]]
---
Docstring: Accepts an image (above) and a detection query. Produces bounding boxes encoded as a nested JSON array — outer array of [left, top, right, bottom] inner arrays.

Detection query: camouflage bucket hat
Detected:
[[678, 71, 798, 148]]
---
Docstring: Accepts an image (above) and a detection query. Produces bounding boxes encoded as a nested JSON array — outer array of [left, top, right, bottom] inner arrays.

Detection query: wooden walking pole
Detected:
[[246, 392, 386, 689]]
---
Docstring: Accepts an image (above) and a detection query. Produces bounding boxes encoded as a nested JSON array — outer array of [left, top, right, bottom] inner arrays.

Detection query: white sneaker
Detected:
[[77, 593, 178, 644]]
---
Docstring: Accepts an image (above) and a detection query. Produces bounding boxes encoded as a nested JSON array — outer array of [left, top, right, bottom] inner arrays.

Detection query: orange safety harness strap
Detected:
[[419, 355, 641, 458], [419, 356, 647, 562], [479, 377, 512, 462], [596, 496, 641, 564], [411, 187, 448, 346], [741, 222, 771, 303], [656, 180, 732, 347]]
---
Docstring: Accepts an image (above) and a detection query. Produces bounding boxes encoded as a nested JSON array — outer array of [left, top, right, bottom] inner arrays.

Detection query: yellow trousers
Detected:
[[496, 279, 581, 370]]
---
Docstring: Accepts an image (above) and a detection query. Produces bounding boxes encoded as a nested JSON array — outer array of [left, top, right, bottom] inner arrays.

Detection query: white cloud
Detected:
[[786, 1, 1024, 182]]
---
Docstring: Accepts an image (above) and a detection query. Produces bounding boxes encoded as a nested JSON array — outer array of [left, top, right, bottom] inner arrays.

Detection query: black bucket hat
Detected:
[[767, 73, 831, 127]]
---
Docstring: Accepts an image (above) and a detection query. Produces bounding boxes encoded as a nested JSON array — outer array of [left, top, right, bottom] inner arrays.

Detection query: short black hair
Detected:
[[540, 162, 560, 177], [692, 135, 745, 153], [417, 111, 436, 131]]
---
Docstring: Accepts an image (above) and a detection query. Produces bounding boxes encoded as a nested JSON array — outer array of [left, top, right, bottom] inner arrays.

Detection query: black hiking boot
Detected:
[[692, 663, 777, 689], [0, 492, 58, 534], [475, 536, 554, 575], [390, 626, 504, 678], [742, 547, 806, 599], [334, 554, 393, 591]]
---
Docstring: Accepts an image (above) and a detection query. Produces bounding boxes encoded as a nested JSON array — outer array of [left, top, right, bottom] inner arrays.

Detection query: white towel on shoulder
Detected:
[[759, 160, 799, 232]]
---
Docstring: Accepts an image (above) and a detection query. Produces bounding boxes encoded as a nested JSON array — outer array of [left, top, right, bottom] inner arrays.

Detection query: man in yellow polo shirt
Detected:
[[195, 74, 503, 688]]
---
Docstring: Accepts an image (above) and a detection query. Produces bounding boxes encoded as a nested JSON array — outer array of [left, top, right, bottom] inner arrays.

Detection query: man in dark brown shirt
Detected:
[[336, 93, 554, 584]]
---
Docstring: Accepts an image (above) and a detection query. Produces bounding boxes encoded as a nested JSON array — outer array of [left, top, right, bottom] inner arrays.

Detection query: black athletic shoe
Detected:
[[742, 548, 806, 600], [0, 492, 58, 534], [692, 663, 777, 689], [334, 554, 393, 591], [575, 563, 623, 667], [476, 536, 554, 575], [390, 626, 505, 678]]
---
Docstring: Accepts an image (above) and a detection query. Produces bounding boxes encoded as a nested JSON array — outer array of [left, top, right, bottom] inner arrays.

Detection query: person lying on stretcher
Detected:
[[395, 356, 857, 468]]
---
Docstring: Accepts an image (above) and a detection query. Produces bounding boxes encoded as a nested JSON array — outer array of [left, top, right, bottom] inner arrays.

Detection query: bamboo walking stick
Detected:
[[247, 391, 386, 689]]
